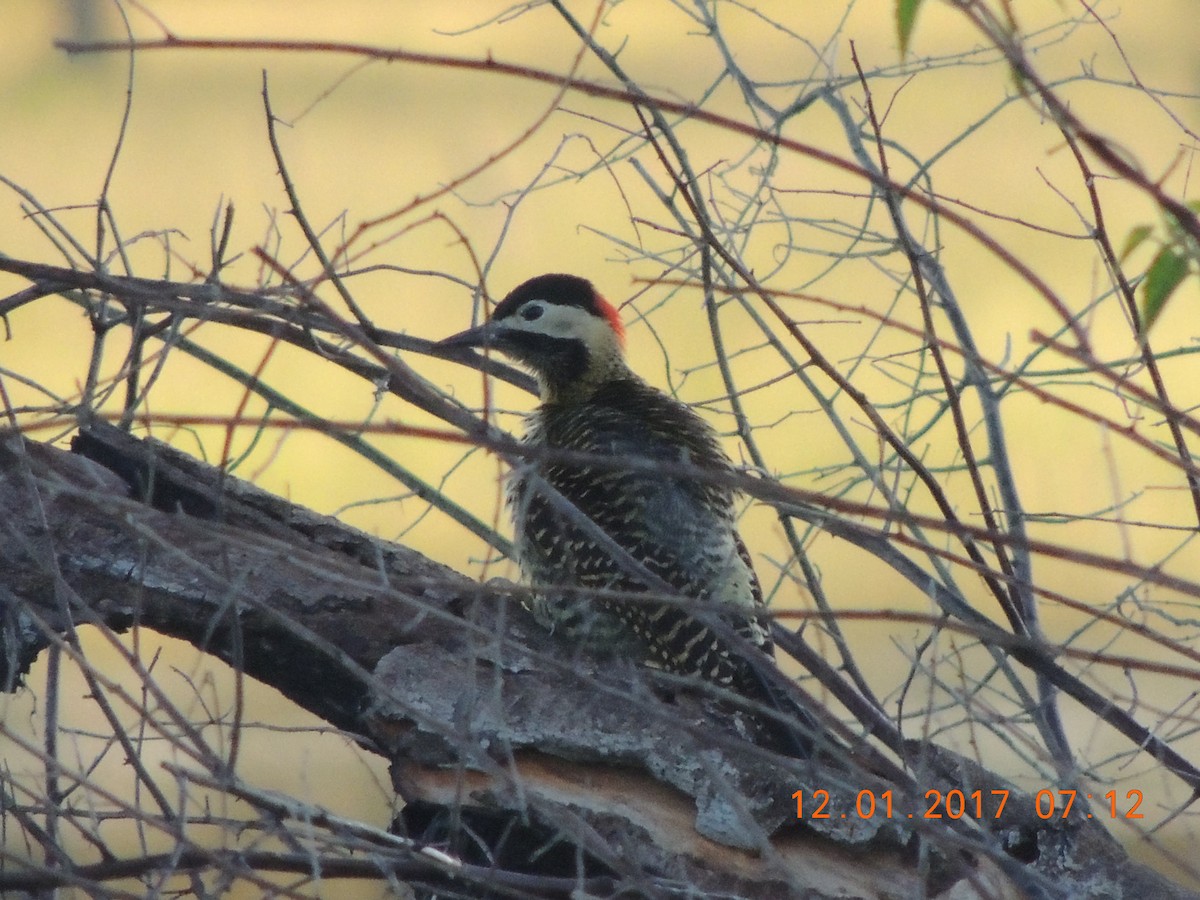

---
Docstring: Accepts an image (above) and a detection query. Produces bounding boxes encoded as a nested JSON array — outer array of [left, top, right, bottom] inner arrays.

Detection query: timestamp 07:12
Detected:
[[793, 788, 1145, 821]]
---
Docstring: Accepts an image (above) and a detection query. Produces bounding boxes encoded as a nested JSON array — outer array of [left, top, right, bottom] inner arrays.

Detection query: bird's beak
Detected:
[[435, 319, 500, 351]]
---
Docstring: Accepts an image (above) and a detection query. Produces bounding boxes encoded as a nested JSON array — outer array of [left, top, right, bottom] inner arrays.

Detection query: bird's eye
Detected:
[[520, 303, 544, 322]]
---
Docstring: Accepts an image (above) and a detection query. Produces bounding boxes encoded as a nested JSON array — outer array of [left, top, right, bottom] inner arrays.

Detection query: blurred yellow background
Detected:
[[2, 1, 1199, 894]]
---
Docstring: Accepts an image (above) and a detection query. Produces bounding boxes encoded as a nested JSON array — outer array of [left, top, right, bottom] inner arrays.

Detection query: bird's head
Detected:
[[438, 273, 628, 402]]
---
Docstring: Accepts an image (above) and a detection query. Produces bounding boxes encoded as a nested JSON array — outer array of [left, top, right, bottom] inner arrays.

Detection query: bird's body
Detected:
[[513, 374, 771, 688], [438, 274, 775, 698]]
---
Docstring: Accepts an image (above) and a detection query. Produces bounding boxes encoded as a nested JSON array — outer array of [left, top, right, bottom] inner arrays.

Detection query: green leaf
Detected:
[[1141, 246, 1189, 333], [896, 0, 923, 57], [1118, 224, 1153, 263]]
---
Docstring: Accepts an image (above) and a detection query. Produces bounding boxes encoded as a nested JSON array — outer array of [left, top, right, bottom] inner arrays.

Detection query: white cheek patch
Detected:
[[541, 313, 576, 338], [518, 305, 600, 340], [537, 305, 590, 338], [506, 303, 621, 368]]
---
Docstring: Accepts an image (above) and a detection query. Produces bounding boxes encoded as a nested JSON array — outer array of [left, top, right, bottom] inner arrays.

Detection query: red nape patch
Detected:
[[595, 293, 626, 346]]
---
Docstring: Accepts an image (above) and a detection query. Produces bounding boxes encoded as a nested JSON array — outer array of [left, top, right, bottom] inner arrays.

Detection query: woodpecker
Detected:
[[438, 274, 792, 727]]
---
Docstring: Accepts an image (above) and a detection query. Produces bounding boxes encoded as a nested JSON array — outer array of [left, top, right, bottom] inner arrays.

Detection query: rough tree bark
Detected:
[[0, 423, 1192, 899]]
